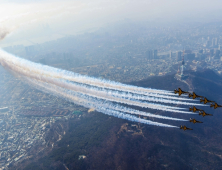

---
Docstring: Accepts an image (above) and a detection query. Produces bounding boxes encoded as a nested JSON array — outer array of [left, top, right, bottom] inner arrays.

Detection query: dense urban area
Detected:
[[1, 21, 222, 169]]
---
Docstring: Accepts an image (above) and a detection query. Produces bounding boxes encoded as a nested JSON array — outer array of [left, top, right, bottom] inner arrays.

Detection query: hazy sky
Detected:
[[0, 0, 222, 47]]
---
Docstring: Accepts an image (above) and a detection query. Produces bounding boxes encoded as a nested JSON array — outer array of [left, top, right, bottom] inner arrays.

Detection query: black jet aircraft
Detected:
[[180, 125, 193, 131], [174, 88, 189, 96], [199, 111, 213, 117], [210, 102, 222, 109], [188, 92, 203, 99], [200, 97, 214, 104], [189, 106, 203, 112], [189, 118, 203, 124]]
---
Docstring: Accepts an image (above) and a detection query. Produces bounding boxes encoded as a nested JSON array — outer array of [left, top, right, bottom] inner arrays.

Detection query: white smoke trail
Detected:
[[0, 49, 200, 127], [0, 49, 181, 97], [98, 108, 179, 128], [0, 49, 197, 104], [25, 77, 186, 125], [3, 61, 194, 113], [27, 77, 194, 119], [1, 54, 203, 112], [26, 78, 181, 129], [67, 82, 201, 106]]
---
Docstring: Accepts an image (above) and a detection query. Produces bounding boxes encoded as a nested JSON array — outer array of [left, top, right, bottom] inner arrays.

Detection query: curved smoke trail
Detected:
[[3, 61, 194, 113], [0, 49, 181, 96], [0, 49, 200, 127], [25, 77, 187, 125]]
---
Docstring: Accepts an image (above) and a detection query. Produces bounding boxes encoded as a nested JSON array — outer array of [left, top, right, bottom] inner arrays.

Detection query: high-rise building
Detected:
[[176, 51, 182, 61], [206, 40, 211, 47], [175, 55, 188, 80], [210, 49, 214, 56], [181, 56, 185, 76], [145, 50, 153, 59], [212, 38, 215, 47], [212, 38, 218, 47], [215, 50, 220, 59], [154, 49, 158, 59], [169, 50, 173, 59], [215, 38, 218, 46]]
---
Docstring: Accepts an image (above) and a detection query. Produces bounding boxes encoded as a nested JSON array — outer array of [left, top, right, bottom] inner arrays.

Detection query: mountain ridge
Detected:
[[11, 69, 222, 170]]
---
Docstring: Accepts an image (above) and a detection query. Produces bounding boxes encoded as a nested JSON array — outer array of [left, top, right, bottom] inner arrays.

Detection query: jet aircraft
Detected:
[[199, 111, 213, 117], [180, 125, 193, 131], [200, 97, 214, 104], [188, 92, 203, 99], [174, 88, 189, 96], [210, 102, 222, 109], [189, 106, 203, 112], [189, 118, 203, 124], [174, 89, 179, 94]]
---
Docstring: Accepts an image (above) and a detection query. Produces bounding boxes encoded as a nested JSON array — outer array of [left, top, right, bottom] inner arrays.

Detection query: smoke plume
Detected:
[[0, 49, 202, 128]]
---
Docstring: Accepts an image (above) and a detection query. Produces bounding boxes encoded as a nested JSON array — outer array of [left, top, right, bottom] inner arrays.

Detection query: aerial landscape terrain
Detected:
[[0, 0, 222, 170]]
